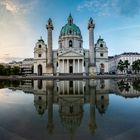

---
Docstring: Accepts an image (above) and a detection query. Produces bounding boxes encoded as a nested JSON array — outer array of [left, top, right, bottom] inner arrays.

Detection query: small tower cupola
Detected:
[[96, 36, 105, 45], [67, 13, 73, 24], [38, 36, 44, 43]]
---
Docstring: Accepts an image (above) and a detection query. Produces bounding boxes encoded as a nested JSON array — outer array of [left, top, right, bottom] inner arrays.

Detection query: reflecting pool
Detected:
[[0, 79, 140, 140]]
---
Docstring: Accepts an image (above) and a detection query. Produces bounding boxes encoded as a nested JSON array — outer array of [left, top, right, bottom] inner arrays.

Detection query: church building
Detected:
[[33, 14, 108, 75]]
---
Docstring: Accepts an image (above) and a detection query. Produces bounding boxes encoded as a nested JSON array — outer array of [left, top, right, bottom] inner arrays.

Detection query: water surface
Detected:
[[0, 79, 140, 140]]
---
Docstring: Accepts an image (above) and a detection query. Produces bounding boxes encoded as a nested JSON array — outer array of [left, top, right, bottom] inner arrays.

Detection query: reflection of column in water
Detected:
[[89, 80, 97, 134], [46, 81, 54, 134]]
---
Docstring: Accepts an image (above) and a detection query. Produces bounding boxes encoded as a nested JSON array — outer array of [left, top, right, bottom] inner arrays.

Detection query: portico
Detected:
[[57, 58, 85, 74]]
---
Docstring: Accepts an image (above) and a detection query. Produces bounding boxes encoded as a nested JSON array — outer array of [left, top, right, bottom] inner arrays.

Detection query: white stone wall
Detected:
[[96, 51, 108, 59], [109, 53, 140, 73]]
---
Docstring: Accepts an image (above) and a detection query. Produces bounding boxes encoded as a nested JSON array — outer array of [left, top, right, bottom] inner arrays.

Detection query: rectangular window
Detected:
[[38, 54, 42, 57], [100, 53, 103, 57]]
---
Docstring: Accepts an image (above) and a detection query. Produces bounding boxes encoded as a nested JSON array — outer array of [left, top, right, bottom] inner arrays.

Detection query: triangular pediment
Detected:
[[59, 50, 83, 57]]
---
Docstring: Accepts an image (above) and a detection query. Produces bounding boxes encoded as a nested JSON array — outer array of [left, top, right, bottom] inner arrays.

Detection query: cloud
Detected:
[[0, 0, 38, 63], [1, 0, 18, 13], [77, 0, 140, 17], [0, 0, 38, 15]]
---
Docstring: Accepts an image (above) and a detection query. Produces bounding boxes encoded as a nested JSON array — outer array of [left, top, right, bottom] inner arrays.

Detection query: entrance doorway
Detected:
[[100, 63, 105, 74], [69, 66, 73, 73], [38, 64, 42, 76]]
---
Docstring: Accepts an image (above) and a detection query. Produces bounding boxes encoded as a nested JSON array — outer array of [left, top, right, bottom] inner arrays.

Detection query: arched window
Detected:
[[38, 65, 42, 76], [80, 43, 81, 48], [38, 54, 41, 57], [101, 96, 104, 99], [100, 63, 104, 68], [38, 96, 42, 100], [100, 63, 105, 74], [39, 44, 42, 48], [69, 40, 73, 47], [38, 80, 42, 89], [100, 53, 103, 57], [69, 29, 72, 34], [100, 44, 103, 47]]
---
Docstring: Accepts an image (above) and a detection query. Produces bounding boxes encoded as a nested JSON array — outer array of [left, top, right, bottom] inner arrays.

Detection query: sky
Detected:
[[0, 0, 140, 63]]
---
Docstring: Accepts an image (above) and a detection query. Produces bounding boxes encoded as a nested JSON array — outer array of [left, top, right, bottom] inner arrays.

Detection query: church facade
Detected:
[[33, 14, 108, 75]]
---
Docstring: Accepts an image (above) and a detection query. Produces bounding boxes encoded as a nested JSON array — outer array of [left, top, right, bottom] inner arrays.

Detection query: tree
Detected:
[[0, 65, 21, 76], [132, 79, 140, 91], [117, 59, 124, 73], [0, 65, 5, 75], [117, 80, 130, 92], [123, 60, 130, 73], [132, 59, 140, 74], [5, 66, 11, 76], [11, 66, 20, 75]]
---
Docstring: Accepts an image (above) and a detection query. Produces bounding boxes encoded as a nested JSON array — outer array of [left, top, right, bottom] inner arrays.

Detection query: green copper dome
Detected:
[[60, 14, 81, 36]]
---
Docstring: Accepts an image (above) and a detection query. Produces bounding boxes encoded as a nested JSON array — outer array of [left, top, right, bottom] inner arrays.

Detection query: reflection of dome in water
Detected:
[[34, 97, 47, 115], [59, 98, 83, 134], [96, 95, 109, 115]]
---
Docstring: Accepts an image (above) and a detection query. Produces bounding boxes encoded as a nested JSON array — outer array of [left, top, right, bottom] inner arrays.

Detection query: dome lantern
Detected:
[[67, 13, 73, 24]]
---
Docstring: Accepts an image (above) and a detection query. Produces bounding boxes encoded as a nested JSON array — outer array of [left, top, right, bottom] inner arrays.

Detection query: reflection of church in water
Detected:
[[21, 79, 109, 134], [9, 78, 140, 134]]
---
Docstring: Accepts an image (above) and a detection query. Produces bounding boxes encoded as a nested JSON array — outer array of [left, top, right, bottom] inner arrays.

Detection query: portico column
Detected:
[[78, 59, 79, 73], [78, 81, 80, 94], [82, 59, 86, 75], [57, 60, 60, 75], [73, 81, 75, 94], [63, 81, 64, 94], [63, 59, 64, 73], [73, 59, 75, 73], [67, 59, 69, 73], [82, 59, 83, 72]]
